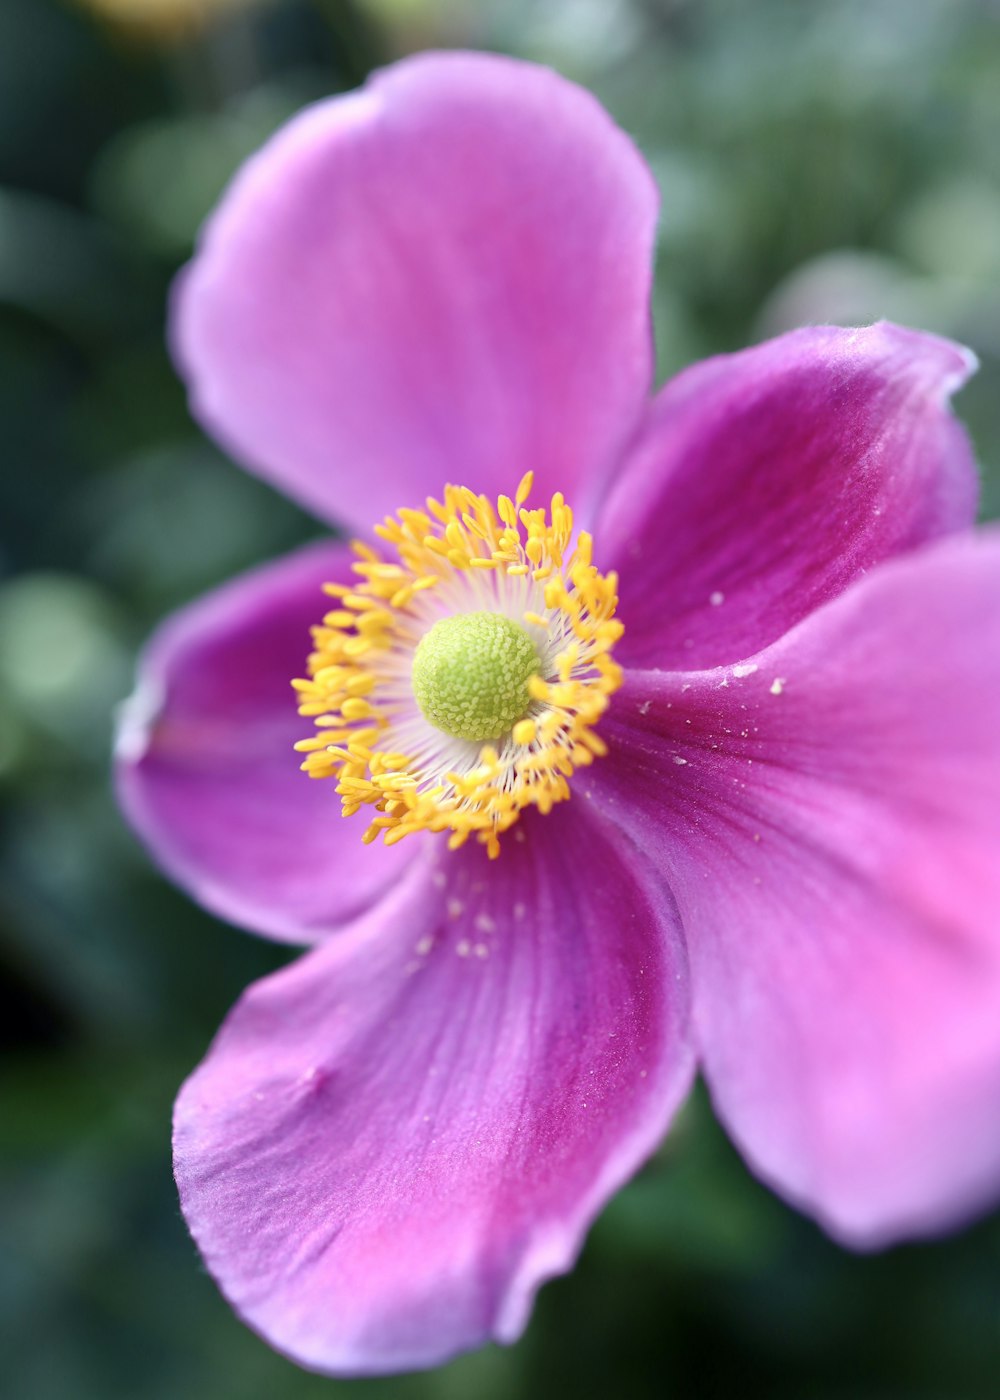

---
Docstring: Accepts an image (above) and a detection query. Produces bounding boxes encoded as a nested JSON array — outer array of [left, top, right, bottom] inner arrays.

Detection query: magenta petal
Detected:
[[596, 530, 1000, 1245], [173, 805, 692, 1374], [173, 51, 658, 531], [601, 323, 978, 669], [115, 543, 420, 944]]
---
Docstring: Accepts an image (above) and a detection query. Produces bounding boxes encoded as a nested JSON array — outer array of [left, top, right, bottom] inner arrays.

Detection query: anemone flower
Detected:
[[115, 51, 1000, 1376]]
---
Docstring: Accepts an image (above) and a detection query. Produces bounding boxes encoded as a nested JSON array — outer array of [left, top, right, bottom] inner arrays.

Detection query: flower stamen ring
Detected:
[[292, 473, 623, 858]]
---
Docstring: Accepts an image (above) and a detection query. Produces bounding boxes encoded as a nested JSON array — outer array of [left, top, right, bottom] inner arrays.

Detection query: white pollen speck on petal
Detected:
[[474, 913, 496, 934], [447, 898, 464, 919], [770, 677, 786, 695], [456, 939, 471, 957], [709, 591, 725, 606], [672, 754, 688, 766], [638, 700, 651, 715], [431, 871, 447, 890], [732, 662, 758, 678], [415, 935, 434, 955], [474, 943, 489, 959]]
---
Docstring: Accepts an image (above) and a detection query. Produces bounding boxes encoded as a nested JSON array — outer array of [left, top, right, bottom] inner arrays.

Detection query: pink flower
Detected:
[[115, 51, 1000, 1376]]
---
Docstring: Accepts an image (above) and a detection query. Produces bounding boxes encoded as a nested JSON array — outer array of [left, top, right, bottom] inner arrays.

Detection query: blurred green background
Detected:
[[2, 1, 1000, 1396]]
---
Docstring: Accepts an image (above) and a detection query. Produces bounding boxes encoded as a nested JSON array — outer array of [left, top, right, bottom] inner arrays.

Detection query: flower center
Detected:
[[411, 612, 541, 741], [292, 474, 622, 858]]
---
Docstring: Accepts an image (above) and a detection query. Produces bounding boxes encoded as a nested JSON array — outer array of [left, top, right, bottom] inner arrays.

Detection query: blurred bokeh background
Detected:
[[2, 1, 1000, 1396]]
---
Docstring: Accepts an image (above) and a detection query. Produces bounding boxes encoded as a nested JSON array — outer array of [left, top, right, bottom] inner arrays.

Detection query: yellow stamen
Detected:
[[292, 482, 623, 856]]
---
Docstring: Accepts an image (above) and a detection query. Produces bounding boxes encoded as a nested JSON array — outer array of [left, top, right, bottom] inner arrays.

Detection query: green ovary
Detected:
[[411, 611, 542, 742]]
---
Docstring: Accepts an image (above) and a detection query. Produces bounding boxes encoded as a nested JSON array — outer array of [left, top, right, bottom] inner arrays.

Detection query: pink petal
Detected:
[[173, 52, 657, 532], [595, 530, 1000, 1245], [173, 805, 692, 1374], [600, 323, 978, 669], [115, 542, 419, 944]]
